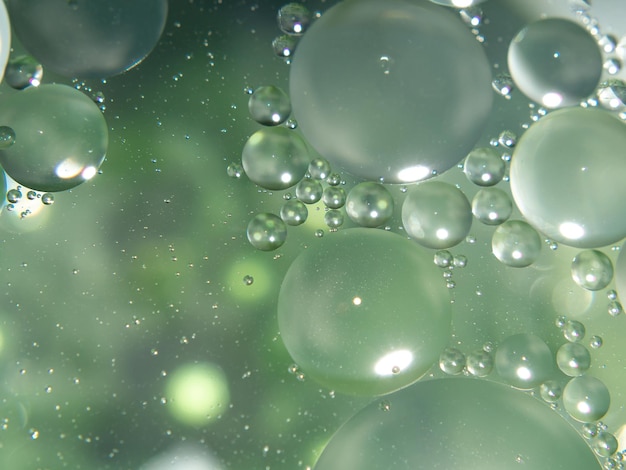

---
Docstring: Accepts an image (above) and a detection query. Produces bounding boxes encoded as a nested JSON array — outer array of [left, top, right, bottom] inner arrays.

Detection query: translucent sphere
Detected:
[[0, 84, 108, 192], [277, 229, 451, 396], [324, 210, 344, 229], [246, 213, 288, 251], [402, 182, 472, 249], [494, 334, 554, 390], [289, 0, 492, 183], [508, 18, 602, 108], [492, 220, 541, 268], [6, 0, 167, 79], [315, 378, 601, 469], [472, 188, 512, 226], [295, 178, 323, 204], [0, 126, 16, 149], [466, 349, 493, 377], [308, 157, 331, 180], [463, 147, 505, 186], [241, 127, 309, 190], [556, 342, 591, 377], [571, 250, 613, 291], [322, 186, 346, 209], [439, 347, 466, 375], [511, 108, 626, 248], [248, 86, 291, 126], [345, 182, 394, 228], [539, 380, 563, 403], [562, 375, 610, 422], [277, 3, 311, 36], [591, 431, 619, 458], [280, 200, 308, 226], [4, 55, 43, 89], [562, 320, 586, 343]]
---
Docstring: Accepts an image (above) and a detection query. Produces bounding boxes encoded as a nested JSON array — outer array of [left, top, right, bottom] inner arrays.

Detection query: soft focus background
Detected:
[[1, 0, 626, 469]]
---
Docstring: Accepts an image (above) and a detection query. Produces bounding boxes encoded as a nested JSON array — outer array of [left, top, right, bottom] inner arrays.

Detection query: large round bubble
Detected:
[[0, 84, 108, 192], [510, 107, 626, 248], [492, 220, 541, 268], [494, 334, 555, 390], [508, 18, 602, 108], [315, 378, 601, 469], [277, 229, 451, 396], [402, 182, 472, 249], [563, 375, 610, 423], [289, 0, 493, 183], [6, 0, 168, 79]]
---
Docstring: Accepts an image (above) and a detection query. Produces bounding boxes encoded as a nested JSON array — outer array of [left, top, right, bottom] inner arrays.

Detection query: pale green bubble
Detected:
[[492, 220, 541, 268], [322, 186, 346, 209], [4, 55, 42, 90], [277, 3, 311, 36], [345, 182, 394, 228], [562, 320, 586, 343], [280, 199, 308, 226], [508, 18, 602, 108], [246, 213, 287, 251], [556, 342, 591, 377], [463, 147, 505, 187], [438, 347, 465, 375], [6, 0, 167, 79], [472, 187, 512, 226], [466, 349, 493, 377], [277, 228, 451, 396], [315, 378, 601, 469], [295, 178, 323, 204], [241, 127, 309, 190], [571, 249, 614, 291], [248, 85, 291, 126], [539, 380, 563, 403], [495, 334, 554, 390], [0, 126, 15, 149], [0, 84, 108, 192], [402, 182, 472, 249], [510, 107, 626, 248], [562, 375, 610, 422], [591, 431, 618, 458], [324, 209, 344, 229], [308, 157, 331, 180], [289, 0, 492, 183]]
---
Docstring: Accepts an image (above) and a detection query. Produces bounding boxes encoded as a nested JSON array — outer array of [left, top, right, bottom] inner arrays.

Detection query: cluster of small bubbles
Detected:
[[324, 210, 344, 229], [494, 334, 554, 389], [539, 380, 563, 403], [604, 58, 621, 75], [277, 3, 311, 36], [241, 127, 309, 190], [556, 342, 591, 376], [463, 147, 505, 186], [242, 275, 254, 286], [590, 335, 603, 349], [402, 182, 472, 249], [326, 173, 342, 186], [563, 375, 611, 422], [345, 182, 394, 228], [0, 125, 16, 148], [466, 349, 493, 377], [6, 188, 22, 204], [453, 255, 467, 268], [322, 186, 346, 209], [458, 6, 483, 28], [563, 320, 586, 342], [608, 300, 623, 317], [491, 220, 541, 268], [472, 188, 513, 226], [4, 55, 43, 89], [491, 73, 515, 99], [379, 400, 391, 412], [498, 130, 517, 148], [439, 347, 466, 375], [227, 162, 244, 179], [280, 199, 308, 226], [592, 431, 619, 458], [308, 157, 331, 180], [248, 85, 292, 126], [434, 250, 453, 268], [295, 178, 323, 204], [246, 213, 288, 251], [272, 34, 298, 60], [597, 80, 626, 111], [571, 249, 614, 291]]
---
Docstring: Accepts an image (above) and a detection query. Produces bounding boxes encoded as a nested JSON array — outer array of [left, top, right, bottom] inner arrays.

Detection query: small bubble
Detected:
[[243, 275, 254, 286], [314, 229, 324, 238], [608, 300, 623, 317], [604, 58, 621, 75], [555, 315, 567, 328], [277, 3, 311, 36], [26, 190, 37, 200], [6, 189, 22, 203], [446, 280, 456, 289], [287, 364, 299, 374], [227, 162, 244, 179], [41, 193, 54, 205], [379, 400, 391, 412], [563, 320, 586, 342], [498, 130, 517, 148], [491, 73, 515, 98], [459, 7, 483, 28], [590, 335, 603, 349], [30, 429, 39, 439], [434, 250, 453, 268], [272, 34, 298, 59], [466, 349, 494, 377], [44, 386, 52, 393], [453, 255, 468, 268], [608, 289, 618, 300]]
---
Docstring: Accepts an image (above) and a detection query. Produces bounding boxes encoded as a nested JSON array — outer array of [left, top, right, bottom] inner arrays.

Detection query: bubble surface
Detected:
[[472, 188, 512, 226], [491, 220, 541, 268], [345, 182, 394, 228], [277, 229, 451, 395], [510, 107, 626, 248], [562, 375, 610, 422], [508, 18, 602, 108], [402, 182, 472, 249], [463, 147, 505, 186], [241, 127, 309, 190], [556, 342, 591, 377], [280, 199, 308, 226], [6, 0, 168, 78], [315, 378, 601, 469], [248, 86, 291, 126], [0, 84, 108, 192], [289, 0, 492, 183], [495, 334, 554, 390], [571, 250, 614, 291], [246, 213, 288, 251]]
